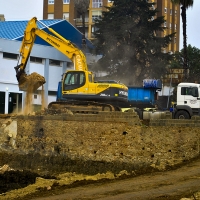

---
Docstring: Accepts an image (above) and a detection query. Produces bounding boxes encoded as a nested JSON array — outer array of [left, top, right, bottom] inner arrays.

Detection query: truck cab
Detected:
[[174, 83, 200, 119]]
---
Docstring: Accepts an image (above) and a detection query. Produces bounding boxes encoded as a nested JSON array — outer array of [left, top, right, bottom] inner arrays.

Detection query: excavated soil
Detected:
[[1, 156, 200, 200], [19, 157, 200, 200], [19, 72, 45, 94], [0, 170, 55, 194], [23, 75, 46, 115]]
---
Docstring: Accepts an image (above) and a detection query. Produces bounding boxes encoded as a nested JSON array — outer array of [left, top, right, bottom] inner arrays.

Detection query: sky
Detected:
[[179, 1, 200, 49], [0, 0, 43, 21], [0, 0, 199, 50]]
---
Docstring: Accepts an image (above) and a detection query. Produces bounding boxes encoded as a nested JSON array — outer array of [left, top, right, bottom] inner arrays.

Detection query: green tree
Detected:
[[171, 0, 194, 81], [93, 0, 175, 86], [171, 45, 200, 82], [74, 0, 90, 48]]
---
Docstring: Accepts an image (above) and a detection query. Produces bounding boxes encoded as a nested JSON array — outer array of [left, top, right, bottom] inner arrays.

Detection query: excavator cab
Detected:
[[63, 71, 86, 91]]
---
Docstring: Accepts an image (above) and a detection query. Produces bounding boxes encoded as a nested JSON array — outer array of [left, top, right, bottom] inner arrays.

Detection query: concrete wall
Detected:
[[5, 112, 198, 175]]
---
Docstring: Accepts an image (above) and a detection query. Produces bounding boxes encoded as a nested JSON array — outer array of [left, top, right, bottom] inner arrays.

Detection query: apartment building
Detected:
[[43, 0, 180, 52], [152, 0, 180, 53], [43, 0, 115, 40]]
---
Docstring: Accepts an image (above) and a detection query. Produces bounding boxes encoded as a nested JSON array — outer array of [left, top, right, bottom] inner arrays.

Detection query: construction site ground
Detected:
[[2, 156, 199, 200], [1, 113, 200, 200]]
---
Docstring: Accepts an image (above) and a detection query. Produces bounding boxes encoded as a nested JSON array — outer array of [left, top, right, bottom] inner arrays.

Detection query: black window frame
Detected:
[[3, 52, 18, 60], [30, 56, 43, 63]]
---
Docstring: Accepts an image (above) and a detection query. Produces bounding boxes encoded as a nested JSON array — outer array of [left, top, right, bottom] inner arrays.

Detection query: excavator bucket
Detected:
[[18, 72, 46, 92]]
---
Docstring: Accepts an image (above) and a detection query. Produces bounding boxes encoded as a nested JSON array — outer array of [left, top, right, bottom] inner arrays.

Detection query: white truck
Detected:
[[125, 82, 200, 120], [173, 82, 200, 119]]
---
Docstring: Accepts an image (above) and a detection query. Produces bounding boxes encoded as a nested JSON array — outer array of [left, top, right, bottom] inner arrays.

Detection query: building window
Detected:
[[175, 24, 177, 30], [170, 9, 172, 15], [63, 13, 69, 20], [3, 52, 17, 60], [174, 37, 176, 43], [175, 10, 177, 15], [92, 10, 102, 22], [30, 56, 43, 63], [169, 23, 172, 29], [92, 0, 102, 8], [164, 7, 167, 13], [50, 59, 60, 66], [164, 21, 167, 27], [91, 25, 99, 37], [63, 0, 70, 4], [48, 14, 54, 19], [48, 0, 54, 4]]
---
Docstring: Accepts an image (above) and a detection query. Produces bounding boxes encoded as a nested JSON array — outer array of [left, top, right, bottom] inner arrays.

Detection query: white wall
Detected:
[[0, 38, 71, 113], [158, 85, 174, 96], [48, 65, 63, 91], [0, 53, 19, 85]]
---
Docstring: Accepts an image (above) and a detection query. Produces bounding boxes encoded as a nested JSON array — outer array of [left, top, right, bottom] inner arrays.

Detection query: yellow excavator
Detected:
[[15, 17, 128, 112]]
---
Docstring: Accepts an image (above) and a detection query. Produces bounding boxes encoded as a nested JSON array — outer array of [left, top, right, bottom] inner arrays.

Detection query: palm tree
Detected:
[[74, 0, 90, 49], [171, 0, 193, 81]]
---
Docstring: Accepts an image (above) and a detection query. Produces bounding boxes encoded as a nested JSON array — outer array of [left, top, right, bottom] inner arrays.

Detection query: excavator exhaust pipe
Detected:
[[15, 66, 46, 92]]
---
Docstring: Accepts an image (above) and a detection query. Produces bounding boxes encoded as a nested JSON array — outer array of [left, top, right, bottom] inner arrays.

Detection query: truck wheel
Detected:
[[175, 110, 190, 119]]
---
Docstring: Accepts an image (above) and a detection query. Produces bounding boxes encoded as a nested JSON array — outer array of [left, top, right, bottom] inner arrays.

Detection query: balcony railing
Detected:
[[75, 18, 89, 23]]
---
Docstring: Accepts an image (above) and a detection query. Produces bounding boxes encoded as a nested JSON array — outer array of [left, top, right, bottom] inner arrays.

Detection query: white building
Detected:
[[0, 19, 94, 114]]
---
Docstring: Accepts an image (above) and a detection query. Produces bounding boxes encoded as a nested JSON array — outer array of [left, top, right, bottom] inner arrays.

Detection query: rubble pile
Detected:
[[0, 115, 17, 150]]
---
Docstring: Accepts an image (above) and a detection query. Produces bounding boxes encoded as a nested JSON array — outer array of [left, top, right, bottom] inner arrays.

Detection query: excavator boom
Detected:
[[15, 17, 88, 91]]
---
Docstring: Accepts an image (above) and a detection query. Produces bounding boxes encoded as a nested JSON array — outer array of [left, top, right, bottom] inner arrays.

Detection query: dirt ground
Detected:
[[2, 156, 199, 200]]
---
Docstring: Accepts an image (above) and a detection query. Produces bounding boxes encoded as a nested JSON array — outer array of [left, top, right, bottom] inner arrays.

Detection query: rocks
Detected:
[[0, 164, 10, 174], [0, 116, 17, 150], [4, 120, 17, 149]]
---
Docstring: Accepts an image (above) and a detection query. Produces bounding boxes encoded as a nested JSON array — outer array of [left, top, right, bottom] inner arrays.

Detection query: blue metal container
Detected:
[[143, 79, 162, 89], [128, 87, 156, 105]]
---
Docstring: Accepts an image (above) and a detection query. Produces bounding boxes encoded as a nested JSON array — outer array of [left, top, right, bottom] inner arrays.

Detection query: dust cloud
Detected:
[[19, 73, 46, 115], [23, 85, 46, 115], [41, 85, 47, 110]]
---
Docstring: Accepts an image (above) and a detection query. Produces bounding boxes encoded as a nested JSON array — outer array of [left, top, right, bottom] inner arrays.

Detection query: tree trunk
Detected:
[[181, 5, 188, 81]]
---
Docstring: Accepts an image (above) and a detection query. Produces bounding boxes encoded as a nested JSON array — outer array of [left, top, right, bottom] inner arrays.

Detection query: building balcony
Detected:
[[74, 18, 89, 27]]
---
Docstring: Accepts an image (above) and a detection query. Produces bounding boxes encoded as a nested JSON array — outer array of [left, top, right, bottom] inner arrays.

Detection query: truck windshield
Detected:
[[181, 87, 198, 97]]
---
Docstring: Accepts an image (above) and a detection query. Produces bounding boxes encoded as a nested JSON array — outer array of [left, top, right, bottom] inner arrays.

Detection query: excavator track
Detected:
[[48, 100, 121, 114]]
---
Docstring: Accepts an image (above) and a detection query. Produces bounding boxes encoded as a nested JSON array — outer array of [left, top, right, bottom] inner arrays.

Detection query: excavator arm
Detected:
[[15, 17, 88, 91]]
